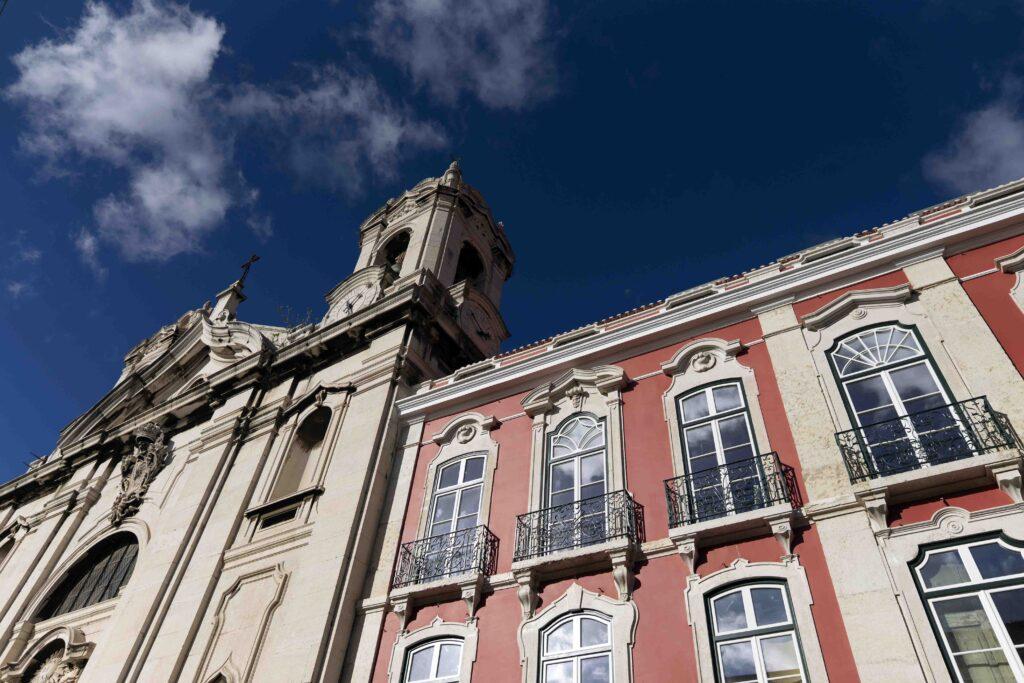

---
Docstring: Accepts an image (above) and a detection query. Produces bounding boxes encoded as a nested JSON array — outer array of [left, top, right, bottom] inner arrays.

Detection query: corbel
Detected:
[[513, 568, 538, 619], [766, 511, 795, 558], [989, 460, 1024, 504], [609, 548, 635, 601]]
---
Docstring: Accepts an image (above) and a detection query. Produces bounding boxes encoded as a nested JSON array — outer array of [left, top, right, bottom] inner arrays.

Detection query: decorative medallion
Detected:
[[110, 423, 168, 525], [566, 383, 587, 411], [692, 351, 717, 372], [455, 425, 477, 444], [850, 308, 868, 320]]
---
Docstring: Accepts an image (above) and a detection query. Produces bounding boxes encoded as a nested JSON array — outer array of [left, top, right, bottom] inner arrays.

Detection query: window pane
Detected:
[[919, 550, 970, 589], [544, 661, 573, 683], [845, 376, 893, 413], [713, 385, 742, 413], [545, 621, 575, 653], [580, 654, 610, 683], [431, 493, 456, 525], [406, 647, 433, 681], [970, 543, 1024, 580], [713, 591, 748, 633], [718, 415, 752, 451], [935, 596, 1003, 653], [991, 589, 1024, 648], [682, 392, 710, 422], [581, 454, 605, 486], [438, 463, 460, 490], [463, 457, 485, 482], [581, 617, 609, 647], [685, 425, 716, 459], [550, 462, 575, 494], [457, 486, 481, 518], [760, 634, 802, 681], [954, 651, 1015, 683], [437, 643, 462, 676], [889, 363, 942, 404], [751, 587, 788, 627], [719, 641, 758, 682]]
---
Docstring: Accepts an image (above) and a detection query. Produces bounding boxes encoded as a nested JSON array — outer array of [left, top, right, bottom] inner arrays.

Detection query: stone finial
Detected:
[[442, 158, 462, 188]]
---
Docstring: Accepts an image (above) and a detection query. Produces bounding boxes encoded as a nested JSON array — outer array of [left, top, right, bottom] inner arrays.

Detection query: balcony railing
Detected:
[[664, 452, 797, 528], [393, 525, 498, 589], [513, 490, 641, 562], [835, 396, 1021, 484]]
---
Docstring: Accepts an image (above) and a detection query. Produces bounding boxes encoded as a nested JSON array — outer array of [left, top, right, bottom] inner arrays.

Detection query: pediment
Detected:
[[522, 365, 627, 416], [800, 284, 913, 331]]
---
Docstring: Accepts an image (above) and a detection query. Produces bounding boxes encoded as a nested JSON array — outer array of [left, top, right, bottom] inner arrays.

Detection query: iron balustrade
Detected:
[[835, 396, 1021, 483], [513, 490, 641, 562], [664, 452, 796, 528], [393, 525, 498, 589]]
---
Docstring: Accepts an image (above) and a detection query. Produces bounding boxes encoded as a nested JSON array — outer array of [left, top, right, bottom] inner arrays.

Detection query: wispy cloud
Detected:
[[367, 0, 556, 109], [6, 281, 31, 299], [924, 78, 1024, 194], [226, 67, 445, 195], [74, 228, 107, 280]]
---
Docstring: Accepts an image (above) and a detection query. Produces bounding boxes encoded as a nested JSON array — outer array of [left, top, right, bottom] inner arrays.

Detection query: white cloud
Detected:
[[6, 281, 31, 299], [7, 0, 232, 262], [367, 0, 556, 109], [74, 228, 108, 280], [924, 80, 1024, 194], [226, 67, 445, 195]]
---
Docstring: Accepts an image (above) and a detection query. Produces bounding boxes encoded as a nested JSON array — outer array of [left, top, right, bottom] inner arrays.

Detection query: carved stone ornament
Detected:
[[691, 351, 716, 372], [565, 383, 587, 411], [850, 308, 868, 320], [455, 425, 477, 444], [110, 422, 168, 525], [44, 662, 83, 683]]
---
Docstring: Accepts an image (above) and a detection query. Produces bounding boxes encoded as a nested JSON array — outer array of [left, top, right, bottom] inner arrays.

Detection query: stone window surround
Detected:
[[521, 365, 629, 514], [0, 625, 92, 683], [800, 283, 970, 435], [517, 583, 637, 683], [415, 412, 501, 539], [879, 503, 1024, 683], [996, 244, 1024, 314], [683, 557, 830, 683], [245, 382, 353, 536], [660, 338, 773, 479], [386, 617, 479, 683]]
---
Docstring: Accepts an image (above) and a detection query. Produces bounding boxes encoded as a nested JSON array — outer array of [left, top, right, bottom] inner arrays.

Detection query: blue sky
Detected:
[[2, 0, 1024, 482]]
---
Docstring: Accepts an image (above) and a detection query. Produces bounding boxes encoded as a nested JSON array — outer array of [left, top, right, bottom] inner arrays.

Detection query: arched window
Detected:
[[913, 536, 1024, 682], [546, 414, 607, 551], [270, 407, 330, 500], [403, 639, 463, 682], [677, 381, 762, 521], [37, 533, 138, 620], [379, 231, 410, 274], [708, 583, 806, 683], [828, 324, 969, 476], [541, 612, 612, 682], [453, 243, 485, 289]]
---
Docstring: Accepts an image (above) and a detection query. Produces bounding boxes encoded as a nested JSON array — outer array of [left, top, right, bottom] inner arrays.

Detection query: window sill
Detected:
[[509, 536, 634, 577], [244, 485, 324, 519]]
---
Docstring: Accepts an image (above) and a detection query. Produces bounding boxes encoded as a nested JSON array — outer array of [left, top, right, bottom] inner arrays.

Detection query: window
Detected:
[[678, 382, 762, 520], [453, 243, 485, 289], [421, 455, 486, 577], [829, 324, 969, 475], [403, 639, 463, 682], [708, 584, 806, 683], [270, 407, 330, 501], [547, 414, 607, 549], [541, 613, 612, 683], [913, 537, 1024, 683], [37, 533, 138, 619]]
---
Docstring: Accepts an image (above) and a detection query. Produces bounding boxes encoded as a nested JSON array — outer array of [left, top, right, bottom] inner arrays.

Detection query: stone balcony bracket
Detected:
[[388, 570, 489, 630], [668, 502, 797, 572]]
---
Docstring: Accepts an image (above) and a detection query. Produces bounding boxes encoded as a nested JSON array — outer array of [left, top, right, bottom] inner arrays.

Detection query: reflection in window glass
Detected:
[[709, 584, 805, 683]]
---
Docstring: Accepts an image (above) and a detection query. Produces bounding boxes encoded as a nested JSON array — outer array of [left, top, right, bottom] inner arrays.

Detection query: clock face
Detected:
[[464, 303, 493, 341], [327, 282, 377, 322]]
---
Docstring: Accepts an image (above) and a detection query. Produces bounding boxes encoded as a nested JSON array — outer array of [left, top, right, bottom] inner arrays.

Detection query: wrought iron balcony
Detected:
[[393, 525, 498, 589], [835, 396, 1021, 484], [513, 490, 641, 563], [664, 452, 797, 528]]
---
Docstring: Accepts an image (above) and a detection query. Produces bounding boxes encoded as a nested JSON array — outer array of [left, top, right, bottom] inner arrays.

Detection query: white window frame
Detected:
[[427, 455, 486, 538], [540, 612, 613, 683], [403, 638, 464, 683], [708, 583, 807, 683], [913, 537, 1024, 683], [546, 414, 607, 506], [678, 382, 758, 472]]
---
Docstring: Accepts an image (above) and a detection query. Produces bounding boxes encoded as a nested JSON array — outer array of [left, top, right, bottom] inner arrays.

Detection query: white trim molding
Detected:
[[516, 583, 637, 683], [386, 616, 479, 683], [996, 245, 1024, 314], [683, 557, 830, 683]]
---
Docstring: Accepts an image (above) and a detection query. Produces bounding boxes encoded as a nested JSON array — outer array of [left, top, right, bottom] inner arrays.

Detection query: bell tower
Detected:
[[329, 160, 514, 358]]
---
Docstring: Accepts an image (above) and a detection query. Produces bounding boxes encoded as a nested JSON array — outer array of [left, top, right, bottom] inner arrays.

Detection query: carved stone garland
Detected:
[[110, 422, 168, 525]]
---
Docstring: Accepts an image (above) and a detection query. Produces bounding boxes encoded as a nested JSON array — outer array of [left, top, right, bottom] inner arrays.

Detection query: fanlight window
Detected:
[[541, 613, 612, 682], [403, 639, 463, 682], [270, 407, 330, 500], [830, 325, 925, 378], [37, 533, 138, 620], [548, 414, 607, 507], [913, 538, 1024, 683]]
